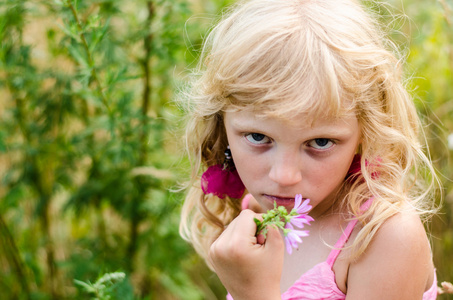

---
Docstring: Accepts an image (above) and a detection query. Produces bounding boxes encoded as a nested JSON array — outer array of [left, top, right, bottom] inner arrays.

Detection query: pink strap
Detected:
[[326, 198, 373, 267]]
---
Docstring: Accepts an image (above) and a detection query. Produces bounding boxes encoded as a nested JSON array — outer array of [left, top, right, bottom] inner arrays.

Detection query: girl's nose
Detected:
[[268, 151, 302, 186]]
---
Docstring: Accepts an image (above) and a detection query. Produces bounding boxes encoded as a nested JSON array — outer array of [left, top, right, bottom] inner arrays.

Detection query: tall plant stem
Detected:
[[0, 214, 31, 300], [15, 96, 58, 299], [140, 0, 154, 166], [41, 201, 58, 300], [65, 0, 111, 115], [127, 0, 154, 272]]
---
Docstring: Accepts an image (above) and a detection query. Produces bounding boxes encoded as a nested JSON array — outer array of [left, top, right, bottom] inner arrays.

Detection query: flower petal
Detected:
[[290, 215, 314, 228], [294, 194, 302, 209], [296, 199, 312, 214], [285, 236, 293, 254]]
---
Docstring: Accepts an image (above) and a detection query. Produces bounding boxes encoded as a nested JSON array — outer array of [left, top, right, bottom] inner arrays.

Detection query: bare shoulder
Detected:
[[346, 208, 435, 299], [374, 208, 430, 249]]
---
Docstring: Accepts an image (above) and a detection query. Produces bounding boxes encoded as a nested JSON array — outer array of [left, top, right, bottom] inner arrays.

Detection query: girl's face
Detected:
[[224, 110, 361, 217]]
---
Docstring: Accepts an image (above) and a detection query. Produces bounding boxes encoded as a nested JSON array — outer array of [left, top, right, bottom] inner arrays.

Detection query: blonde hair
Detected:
[[179, 0, 439, 266]]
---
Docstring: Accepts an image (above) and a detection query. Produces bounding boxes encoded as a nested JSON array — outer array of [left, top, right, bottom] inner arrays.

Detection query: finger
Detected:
[[234, 209, 261, 238], [257, 232, 266, 245], [212, 209, 259, 252], [263, 225, 284, 252], [254, 213, 265, 244], [209, 210, 260, 267]]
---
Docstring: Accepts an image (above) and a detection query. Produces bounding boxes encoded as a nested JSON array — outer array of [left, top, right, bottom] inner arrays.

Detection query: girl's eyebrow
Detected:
[[306, 126, 354, 137], [229, 117, 355, 138], [229, 122, 263, 132]]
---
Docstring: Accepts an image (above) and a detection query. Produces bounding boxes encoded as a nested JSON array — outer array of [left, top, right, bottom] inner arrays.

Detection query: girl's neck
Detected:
[[310, 199, 337, 220], [309, 187, 348, 220]]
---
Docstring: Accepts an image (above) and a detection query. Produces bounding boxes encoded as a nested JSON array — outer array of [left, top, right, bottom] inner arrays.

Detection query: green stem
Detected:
[[139, 0, 154, 165], [0, 213, 31, 299], [127, 0, 154, 273], [65, 0, 111, 115]]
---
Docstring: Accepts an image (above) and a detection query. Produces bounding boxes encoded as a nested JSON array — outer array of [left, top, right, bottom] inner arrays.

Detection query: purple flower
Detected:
[[294, 194, 312, 214], [283, 194, 314, 254], [289, 214, 314, 228], [284, 223, 309, 255], [254, 194, 314, 255], [289, 196, 314, 229]]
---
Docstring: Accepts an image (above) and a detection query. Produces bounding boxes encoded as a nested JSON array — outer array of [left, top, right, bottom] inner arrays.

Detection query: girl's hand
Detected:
[[208, 209, 284, 300]]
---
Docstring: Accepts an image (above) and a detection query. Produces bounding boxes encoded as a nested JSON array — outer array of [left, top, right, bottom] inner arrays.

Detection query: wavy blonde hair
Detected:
[[179, 0, 439, 267]]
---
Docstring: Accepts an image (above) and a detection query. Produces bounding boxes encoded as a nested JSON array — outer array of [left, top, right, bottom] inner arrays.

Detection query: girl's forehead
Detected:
[[224, 98, 356, 126], [225, 105, 358, 129]]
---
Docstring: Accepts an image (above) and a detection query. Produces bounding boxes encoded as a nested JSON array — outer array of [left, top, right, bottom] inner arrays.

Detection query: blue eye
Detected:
[[245, 133, 271, 144], [308, 138, 334, 150]]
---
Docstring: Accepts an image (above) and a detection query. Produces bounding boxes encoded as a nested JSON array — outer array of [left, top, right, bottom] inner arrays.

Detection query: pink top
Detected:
[[227, 196, 438, 300]]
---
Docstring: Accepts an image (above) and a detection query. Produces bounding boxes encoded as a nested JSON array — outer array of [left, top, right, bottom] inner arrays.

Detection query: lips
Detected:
[[264, 194, 297, 208]]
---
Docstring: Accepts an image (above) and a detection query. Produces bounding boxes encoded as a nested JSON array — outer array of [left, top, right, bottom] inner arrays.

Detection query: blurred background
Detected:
[[0, 0, 451, 299]]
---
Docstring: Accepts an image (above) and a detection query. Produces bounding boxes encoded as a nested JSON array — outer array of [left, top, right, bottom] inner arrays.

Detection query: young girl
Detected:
[[179, 0, 440, 299]]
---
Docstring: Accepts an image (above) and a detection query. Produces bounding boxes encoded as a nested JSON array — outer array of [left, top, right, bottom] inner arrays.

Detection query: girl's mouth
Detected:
[[263, 194, 296, 208]]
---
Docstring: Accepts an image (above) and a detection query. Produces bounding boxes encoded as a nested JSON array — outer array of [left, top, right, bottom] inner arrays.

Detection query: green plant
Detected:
[[0, 0, 225, 299], [74, 272, 131, 300]]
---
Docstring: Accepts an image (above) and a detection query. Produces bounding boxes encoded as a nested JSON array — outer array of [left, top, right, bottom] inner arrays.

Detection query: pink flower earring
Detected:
[[201, 146, 245, 199], [346, 154, 362, 179]]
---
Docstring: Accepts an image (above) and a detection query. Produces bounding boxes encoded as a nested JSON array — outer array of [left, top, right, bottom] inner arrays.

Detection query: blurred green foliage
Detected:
[[398, 1, 453, 298], [0, 0, 451, 299], [0, 0, 229, 298]]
